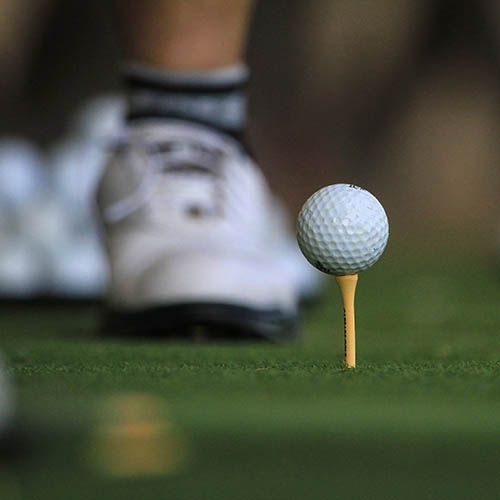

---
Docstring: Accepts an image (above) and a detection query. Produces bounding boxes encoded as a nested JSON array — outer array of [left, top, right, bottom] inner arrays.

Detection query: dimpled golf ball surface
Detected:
[[297, 184, 389, 275]]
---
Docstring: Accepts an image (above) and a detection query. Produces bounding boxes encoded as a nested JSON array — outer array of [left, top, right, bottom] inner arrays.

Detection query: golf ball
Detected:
[[296, 184, 389, 275]]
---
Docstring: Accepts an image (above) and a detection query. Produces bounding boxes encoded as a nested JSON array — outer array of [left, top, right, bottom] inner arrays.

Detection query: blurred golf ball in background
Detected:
[[0, 95, 123, 298]]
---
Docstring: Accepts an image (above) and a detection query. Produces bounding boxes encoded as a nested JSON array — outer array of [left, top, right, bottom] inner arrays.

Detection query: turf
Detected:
[[2, 243, 500, 500]]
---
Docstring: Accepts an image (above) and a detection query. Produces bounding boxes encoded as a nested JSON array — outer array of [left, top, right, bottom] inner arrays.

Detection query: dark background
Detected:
[[1, 0, 499, 245]]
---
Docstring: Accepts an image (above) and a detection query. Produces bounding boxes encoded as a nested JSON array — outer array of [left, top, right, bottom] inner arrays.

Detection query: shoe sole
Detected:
[[100, 302, 299, 343]]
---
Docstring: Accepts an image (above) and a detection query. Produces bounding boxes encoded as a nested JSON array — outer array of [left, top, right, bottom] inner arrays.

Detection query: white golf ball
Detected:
[[0, 138, 48, 208], [49, 236, 108, 297], [296, 184, 389, 275], [0, 236, 48, 296]]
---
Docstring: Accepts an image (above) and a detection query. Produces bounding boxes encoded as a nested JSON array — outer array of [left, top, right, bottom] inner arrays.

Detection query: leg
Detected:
[[115, 0, 255, 140], [115, 0, 254, 69], [97, 1, 320, 340]]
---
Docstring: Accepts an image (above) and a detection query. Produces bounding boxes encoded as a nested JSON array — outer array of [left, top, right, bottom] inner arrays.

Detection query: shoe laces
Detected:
[[102, 132, 247, 224], [148, 138, 225, 219]]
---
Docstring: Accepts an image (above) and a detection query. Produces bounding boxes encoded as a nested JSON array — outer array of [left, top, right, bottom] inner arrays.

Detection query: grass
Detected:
[[2, 242, 500, 499]]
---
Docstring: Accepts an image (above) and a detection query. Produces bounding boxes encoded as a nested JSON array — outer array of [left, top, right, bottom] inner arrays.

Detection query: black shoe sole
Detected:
[[100, 302, 299, 343]]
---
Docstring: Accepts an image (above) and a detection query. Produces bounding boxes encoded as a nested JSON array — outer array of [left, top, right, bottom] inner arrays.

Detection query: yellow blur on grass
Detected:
[[87, 393, 188, 477]]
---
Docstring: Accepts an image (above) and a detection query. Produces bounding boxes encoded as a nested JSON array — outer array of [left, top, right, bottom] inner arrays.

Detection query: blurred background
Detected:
[[1, 0, 499, 296]]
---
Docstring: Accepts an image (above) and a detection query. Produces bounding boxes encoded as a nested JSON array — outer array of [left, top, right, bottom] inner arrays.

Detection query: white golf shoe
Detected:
[[97, 121, 320, 340]]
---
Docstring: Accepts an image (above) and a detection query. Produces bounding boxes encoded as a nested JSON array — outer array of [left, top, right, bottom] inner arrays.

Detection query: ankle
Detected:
[[123, 62, 249, 144]]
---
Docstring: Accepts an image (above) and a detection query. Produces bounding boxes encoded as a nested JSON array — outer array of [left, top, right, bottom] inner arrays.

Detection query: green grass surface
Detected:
[[2, 244, 500, 499]]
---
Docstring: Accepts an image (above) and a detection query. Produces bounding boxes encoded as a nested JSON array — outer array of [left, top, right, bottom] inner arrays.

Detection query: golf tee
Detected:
[[335, 274, 358, 368]]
